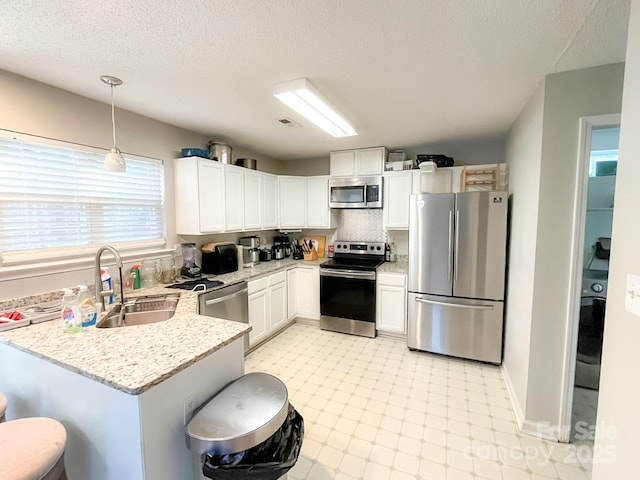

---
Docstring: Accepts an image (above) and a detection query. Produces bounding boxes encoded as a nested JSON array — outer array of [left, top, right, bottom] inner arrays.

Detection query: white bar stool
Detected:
[[0, 417, 67, 480], [0, 393, 6, 422]]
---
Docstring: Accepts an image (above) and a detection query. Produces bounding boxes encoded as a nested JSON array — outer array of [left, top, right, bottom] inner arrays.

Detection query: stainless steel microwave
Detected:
[[329, 176, 383, 209]]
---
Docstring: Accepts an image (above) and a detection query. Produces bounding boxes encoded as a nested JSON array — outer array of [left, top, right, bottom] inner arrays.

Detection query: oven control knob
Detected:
[[376, 246, 382, 251], [337, 244, 342, 249], [370, 246, 374, 250], [591, 283, 604, 293]]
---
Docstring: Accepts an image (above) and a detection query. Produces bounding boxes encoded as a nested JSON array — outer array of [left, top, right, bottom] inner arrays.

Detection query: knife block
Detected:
[[303, 249, 318, 261]]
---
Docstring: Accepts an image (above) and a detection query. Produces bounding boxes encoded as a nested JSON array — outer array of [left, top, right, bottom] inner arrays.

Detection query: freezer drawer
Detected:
[[407, 293, 504, 364]]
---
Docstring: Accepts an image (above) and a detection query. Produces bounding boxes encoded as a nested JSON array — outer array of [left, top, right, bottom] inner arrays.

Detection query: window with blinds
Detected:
[[0, 135, 165, 266]]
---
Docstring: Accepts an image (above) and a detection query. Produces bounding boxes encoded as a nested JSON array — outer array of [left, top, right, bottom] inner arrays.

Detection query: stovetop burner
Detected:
[[321, 257, 385, 271]]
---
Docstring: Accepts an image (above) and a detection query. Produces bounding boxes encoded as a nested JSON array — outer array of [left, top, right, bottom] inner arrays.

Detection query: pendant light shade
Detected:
[[100, 75, 125, 172]]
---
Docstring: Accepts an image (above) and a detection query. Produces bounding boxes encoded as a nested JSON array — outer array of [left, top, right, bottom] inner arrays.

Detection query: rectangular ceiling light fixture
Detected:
[[273, 77, 357, 137]]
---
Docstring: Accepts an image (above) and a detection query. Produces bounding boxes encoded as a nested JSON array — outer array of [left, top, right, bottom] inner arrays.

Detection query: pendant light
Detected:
[[100, 75, 126, 172]]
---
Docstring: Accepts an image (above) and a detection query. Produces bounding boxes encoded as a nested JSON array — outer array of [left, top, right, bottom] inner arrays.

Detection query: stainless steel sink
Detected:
[[96, 293, 180, 328]]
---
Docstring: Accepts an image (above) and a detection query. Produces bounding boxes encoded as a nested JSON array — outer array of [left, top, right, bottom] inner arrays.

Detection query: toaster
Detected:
[[201, 243, 239, 274]]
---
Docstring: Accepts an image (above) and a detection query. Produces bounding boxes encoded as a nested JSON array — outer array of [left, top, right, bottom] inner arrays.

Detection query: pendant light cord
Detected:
[[110, 85, 117, 149]]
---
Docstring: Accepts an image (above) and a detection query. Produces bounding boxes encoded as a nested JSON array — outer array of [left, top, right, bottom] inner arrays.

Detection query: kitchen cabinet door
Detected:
[[383, 171, 412, 229], [224, 165, 244, 231], [356, 147, 386, 176], [248, 288, 268, 347], [376, 273, 407, 335], [278, 176, 306, 228], [287, 268, 298, 320], [330, 147, 387, 176], [329, 150, 356, 176], [306, 176, 333, 228], [269, 280, 288, 332], [244, 170, 262, 230], [174, 157, 225, 234], [296, 266, 320, 320], [262, 173, 278, 229]]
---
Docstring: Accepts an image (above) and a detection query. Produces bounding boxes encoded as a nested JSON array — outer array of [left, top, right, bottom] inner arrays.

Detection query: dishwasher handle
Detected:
[[204, 288, 248, 306]]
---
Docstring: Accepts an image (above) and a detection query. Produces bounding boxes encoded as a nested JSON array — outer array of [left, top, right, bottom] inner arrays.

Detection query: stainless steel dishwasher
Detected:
[[198, 281, 249, 353]]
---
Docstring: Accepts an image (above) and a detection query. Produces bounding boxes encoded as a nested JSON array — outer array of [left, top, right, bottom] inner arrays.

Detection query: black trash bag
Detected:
[[203, 404, 304, 480]]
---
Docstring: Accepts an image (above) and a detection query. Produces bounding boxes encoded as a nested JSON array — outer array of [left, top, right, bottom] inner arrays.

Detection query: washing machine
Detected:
[[575, 270, 608, 390]]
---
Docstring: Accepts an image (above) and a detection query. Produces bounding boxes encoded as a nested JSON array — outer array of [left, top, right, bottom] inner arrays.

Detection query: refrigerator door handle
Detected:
[[415, 297, 495, 310], [447, 210, 453, 281], [454, 209, 460, 282]]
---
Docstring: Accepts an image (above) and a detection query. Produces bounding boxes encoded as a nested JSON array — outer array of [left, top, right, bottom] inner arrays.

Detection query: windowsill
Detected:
[[0, 248, 176, 282]]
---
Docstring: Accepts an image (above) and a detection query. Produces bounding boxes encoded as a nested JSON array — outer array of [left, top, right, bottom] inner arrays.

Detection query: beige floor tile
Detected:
[[244, 324, 592, 480]]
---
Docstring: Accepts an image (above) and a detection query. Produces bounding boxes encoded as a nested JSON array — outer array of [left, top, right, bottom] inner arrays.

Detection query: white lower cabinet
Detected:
[[294, 266, 320, 320], [248, 272, 289, 349], [376, 272, 407, 335], [287, 268, 298, 320]]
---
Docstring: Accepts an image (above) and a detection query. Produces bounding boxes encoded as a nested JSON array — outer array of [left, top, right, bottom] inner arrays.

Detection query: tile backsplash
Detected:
[[336, 209, 385, 242]]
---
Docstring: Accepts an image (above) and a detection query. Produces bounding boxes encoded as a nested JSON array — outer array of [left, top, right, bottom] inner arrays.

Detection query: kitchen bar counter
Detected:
[[0, 290, 249, 395]]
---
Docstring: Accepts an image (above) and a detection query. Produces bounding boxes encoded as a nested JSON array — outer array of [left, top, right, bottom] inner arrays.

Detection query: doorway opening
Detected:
[[560, 115, 620, 444]]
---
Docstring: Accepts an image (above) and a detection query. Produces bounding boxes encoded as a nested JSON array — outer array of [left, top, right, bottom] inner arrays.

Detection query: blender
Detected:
[[180, 243, 202, 278]]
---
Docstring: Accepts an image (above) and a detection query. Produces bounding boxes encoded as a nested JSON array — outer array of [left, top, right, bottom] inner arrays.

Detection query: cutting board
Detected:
[[301, 236, 326, 258]]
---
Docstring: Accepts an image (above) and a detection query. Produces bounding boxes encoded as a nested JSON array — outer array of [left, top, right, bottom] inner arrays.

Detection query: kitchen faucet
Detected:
[[94, 245, 124, 312]]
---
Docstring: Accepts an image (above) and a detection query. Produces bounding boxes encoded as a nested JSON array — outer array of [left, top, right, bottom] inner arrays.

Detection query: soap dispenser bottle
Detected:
[[61, 288, 82, 333]]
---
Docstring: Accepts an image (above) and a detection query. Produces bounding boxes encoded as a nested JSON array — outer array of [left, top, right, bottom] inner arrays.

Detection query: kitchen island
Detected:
[[0, 289, 250, 480]]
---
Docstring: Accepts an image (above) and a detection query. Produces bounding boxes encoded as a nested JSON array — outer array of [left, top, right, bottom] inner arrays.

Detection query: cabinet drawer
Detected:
[[248, 277, 268, 294], [377, 272, 406, 287], [269, 271, 286, 286]]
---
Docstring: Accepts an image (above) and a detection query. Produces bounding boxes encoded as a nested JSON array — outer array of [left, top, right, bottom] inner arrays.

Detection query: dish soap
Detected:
[[77, 285, 97, 328], [61, 288, 82, 333]]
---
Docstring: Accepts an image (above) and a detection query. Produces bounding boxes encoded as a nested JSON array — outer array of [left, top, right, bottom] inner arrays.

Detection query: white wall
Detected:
[[502, 81, 545, 426], [593, 0, 640, 476], [502, 63, 625, 437], [0, 70, 284, 300]]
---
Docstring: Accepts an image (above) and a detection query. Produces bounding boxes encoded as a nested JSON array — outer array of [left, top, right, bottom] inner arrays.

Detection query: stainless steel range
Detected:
[[319, 241, 385, 338]]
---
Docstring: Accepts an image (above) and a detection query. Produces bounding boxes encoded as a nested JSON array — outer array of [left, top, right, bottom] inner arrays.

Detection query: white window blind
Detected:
[[0, 135, 165, 266]]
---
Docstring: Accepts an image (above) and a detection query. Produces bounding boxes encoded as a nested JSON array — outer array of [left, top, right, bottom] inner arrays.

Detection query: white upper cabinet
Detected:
[[262, 173, 278, 229], [383, 171, 413, 230], [306, 176, 334, 228], [243, 170, 262, 231], [174, 157, 225, 234], [330, 147, 387, 177], [224, 164, 244, 231], [278, 176, 306, 229]]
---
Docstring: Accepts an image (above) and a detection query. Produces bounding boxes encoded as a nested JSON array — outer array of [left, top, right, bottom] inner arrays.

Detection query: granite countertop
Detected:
[[377, 261, 409, 274], [0, 256, 400, 395], [0, 290, 249, 395]]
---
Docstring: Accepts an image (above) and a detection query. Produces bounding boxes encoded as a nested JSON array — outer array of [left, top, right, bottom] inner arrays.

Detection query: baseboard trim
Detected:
[[501, 365, 560, 442], [294, 317, 319, 327]]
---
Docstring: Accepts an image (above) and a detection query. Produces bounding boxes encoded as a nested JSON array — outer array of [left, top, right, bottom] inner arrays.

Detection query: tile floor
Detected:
[[245, 324, 594, 480]]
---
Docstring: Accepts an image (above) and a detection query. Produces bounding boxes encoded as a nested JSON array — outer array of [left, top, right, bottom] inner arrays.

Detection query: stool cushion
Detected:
[[0, 417, 66, 480]]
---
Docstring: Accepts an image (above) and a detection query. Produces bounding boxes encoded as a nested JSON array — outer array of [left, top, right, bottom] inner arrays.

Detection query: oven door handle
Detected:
[[320, 269, 376, 281]]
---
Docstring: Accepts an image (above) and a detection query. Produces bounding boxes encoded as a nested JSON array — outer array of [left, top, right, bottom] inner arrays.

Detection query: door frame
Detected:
[[558, 113, 620, 443]]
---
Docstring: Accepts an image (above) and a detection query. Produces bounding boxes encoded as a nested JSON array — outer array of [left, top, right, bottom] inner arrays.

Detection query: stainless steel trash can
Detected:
[[186, 372, 289, 480]]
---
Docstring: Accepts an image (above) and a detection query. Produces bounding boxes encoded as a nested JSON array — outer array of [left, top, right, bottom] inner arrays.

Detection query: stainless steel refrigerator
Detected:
[[408, 191, 508, 364]]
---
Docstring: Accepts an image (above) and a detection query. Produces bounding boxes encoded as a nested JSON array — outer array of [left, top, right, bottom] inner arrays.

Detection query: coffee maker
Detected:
[[273, 236, 292, 258], [180, 243, 202, 277], [239, 236, 260, 267]]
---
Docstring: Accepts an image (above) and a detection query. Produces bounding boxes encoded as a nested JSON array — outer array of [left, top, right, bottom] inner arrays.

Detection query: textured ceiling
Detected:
[[0, 0, 630, 160]]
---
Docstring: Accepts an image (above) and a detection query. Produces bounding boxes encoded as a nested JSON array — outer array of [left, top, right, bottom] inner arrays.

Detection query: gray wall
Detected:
[[502, 81, 546, 425], [502, 63, 625, 435], [0, 70, 284, 300], [593, 1, 640, 476]]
